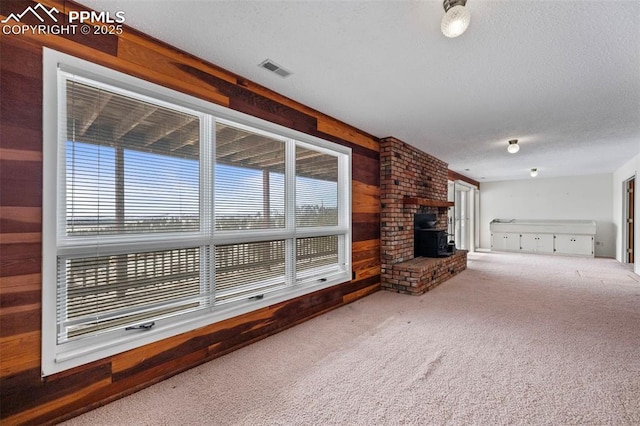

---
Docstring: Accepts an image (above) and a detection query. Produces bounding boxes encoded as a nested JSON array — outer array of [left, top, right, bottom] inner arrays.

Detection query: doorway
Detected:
[[624, 176, 635, 264], [448, 181, 477, 251], [455, 187, 469, 250]]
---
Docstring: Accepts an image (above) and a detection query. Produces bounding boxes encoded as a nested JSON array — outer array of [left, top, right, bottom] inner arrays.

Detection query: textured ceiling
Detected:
[[77, 0, 640, 182]]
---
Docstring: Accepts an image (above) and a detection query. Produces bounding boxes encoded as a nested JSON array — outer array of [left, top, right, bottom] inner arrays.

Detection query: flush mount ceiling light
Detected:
[[530, 168, 538, 177], [441, 0, 471, 38], [507, 139, 520, 154]]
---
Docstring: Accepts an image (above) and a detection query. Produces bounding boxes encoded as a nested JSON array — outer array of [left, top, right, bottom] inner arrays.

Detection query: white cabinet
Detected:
[[554, 234, 594, 256], [491, 232, 520, 251], [520, 233, 554, 253], [489, 220, 596, 257]]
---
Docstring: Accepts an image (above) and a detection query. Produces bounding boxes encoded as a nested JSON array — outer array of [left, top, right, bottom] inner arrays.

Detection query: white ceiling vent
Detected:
[[259, 59, 292, 78]]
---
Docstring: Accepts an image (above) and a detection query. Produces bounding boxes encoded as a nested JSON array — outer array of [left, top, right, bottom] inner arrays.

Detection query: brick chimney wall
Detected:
[[380, 137, 454, 292]]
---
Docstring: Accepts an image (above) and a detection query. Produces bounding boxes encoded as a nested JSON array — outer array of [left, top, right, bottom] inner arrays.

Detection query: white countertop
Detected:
[[490, 219, 596, 235]]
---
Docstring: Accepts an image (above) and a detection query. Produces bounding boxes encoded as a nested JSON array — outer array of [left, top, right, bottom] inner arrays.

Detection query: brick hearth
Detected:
[[387, 250, 467, 295], [380, 137, 467, 294]]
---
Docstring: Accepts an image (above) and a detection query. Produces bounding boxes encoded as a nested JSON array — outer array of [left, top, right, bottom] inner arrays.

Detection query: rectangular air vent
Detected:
[[259, 59, 292, 78]]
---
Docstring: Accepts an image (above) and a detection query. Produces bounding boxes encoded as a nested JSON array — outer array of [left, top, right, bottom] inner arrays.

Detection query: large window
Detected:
[[42, 49, 351, 375]]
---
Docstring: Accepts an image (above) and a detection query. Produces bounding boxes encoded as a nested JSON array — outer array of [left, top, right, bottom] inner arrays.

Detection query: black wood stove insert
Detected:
[[414, 213, 454, 258]]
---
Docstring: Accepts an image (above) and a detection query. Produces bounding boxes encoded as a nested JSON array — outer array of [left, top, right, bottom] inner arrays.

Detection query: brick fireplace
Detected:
[[380, 137, 467, 295]]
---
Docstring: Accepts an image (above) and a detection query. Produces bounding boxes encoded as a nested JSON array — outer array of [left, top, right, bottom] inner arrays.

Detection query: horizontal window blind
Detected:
[[58, 247, 209, 342], [215, 122, 285, 231], [64, 80, 200, 236], [296, 236, 339, 273], [214, 241, 287, 304], [58, 76, 208, 343], [296, 146, 338, 227]]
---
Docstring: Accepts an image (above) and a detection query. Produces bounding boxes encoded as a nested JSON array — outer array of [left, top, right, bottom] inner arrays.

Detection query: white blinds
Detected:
[[215, 122, 285, 231], [58, 76, 207, 343], [214, 241, 287, 304], [296, 146, 338, 227], [296, 236, 338, 272], [64, 80, 200, 235], [58, 247, 207, 343]]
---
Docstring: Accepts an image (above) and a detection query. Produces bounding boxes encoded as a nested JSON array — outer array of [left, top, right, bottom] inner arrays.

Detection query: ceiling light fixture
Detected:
[[507, 139, 520, 154], [441, 0, 471, 38], [530, 168, 538, 177]]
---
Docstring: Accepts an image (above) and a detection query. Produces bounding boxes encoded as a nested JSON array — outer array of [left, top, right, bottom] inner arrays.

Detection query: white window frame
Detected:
[[42, 48, 351, 376]]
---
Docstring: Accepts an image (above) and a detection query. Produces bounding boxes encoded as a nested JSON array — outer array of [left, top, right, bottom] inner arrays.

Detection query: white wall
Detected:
[[612, 152, 640, 274], [479, 174, 615, 258]]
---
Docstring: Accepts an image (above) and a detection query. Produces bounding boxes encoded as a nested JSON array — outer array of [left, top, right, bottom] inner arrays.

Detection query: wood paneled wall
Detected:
[[0, 1, 381, 423]]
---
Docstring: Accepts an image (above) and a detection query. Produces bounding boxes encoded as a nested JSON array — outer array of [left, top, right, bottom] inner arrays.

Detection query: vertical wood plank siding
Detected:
[[0, 1, 381, 423]]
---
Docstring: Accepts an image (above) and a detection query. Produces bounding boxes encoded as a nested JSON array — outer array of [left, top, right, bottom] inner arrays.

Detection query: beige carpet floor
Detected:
[[62, 252, 640, 425]]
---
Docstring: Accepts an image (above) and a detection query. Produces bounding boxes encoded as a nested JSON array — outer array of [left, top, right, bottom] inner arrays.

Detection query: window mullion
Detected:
[[202, 114, 214, 307], [339, 154, 351, 271], [202, 115, 213, 238], [286, 139, 296, 286]]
